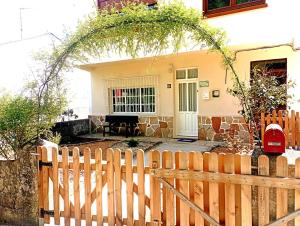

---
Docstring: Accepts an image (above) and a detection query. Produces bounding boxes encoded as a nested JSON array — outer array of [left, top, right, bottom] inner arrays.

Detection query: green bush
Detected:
[[126, 138, 139, 147]]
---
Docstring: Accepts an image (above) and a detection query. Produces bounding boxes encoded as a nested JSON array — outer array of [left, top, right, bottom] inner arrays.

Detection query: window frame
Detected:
[[111, 86, 156, 114], [203, 0, 267, 18]]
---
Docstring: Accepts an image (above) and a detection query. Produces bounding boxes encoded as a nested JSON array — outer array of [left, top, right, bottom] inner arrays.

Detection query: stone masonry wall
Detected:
[[0, 153, 39, 226], [198, 115, 252, 143], [89, 115, 174, 138]]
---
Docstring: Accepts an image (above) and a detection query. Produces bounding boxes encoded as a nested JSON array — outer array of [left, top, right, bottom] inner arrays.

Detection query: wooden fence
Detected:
[[38, 146, 300, 226], [261, 110, 300, 148]]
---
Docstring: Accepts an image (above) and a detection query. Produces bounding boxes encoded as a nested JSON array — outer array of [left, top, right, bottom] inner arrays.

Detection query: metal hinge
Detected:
[[39, 160, 53, 168], [40, 208, 54, 218]]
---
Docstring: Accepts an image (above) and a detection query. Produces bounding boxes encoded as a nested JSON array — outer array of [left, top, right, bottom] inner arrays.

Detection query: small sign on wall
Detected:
[[167, 84, 172, 88], [199, 80, 209, 87]]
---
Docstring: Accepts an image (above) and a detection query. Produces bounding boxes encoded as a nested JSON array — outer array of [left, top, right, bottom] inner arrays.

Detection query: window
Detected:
[[203, 0, 267, 17], [112, 87, 155, 113], [176, 68, 198, 80]]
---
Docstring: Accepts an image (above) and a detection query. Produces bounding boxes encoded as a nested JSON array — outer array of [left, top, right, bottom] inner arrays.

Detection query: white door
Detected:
[[175, 69, 198, 137]]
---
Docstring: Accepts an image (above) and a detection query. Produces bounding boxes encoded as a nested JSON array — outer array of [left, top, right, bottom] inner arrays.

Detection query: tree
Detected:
[[0, 52, 66, 159]]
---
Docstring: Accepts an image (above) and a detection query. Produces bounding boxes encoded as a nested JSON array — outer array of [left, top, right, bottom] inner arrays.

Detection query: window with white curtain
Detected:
[[106, 76, 158, 114]]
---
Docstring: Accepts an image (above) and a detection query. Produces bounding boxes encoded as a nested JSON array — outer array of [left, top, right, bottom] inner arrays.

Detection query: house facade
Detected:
[[82, 0, 300, 142]]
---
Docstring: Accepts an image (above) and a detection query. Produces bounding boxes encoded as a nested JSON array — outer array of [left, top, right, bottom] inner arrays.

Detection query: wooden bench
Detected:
[[103, 115, 139, 138]]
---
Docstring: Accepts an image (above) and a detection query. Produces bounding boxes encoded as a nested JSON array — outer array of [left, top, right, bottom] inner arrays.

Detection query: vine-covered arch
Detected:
[[48, 2, 252, 127]]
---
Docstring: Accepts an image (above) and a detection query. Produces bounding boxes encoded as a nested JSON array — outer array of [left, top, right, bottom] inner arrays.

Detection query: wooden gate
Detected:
[[38, 146, 300, 226]]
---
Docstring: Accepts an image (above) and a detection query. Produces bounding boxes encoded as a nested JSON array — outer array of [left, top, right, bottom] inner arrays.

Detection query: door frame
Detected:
[[174, 67, 199, 138]]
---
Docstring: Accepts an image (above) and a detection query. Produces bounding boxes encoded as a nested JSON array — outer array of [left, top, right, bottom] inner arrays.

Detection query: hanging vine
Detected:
[[47, 1, 256, 137]]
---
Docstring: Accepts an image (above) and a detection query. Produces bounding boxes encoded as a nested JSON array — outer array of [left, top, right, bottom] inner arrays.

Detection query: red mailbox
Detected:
[[263, 124, 285, 154]]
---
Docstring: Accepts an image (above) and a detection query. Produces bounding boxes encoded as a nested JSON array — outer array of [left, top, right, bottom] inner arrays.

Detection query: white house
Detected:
[[81, 0, 300, 142]]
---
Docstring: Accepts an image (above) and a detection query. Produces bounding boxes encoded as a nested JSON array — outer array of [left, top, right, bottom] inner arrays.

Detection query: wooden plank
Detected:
[[149, 150, 161, 223], [266, 113, 271, 126], [84, 148, 92, 226], [296, 112, 300, 147], [95, 148, 103, 226], [125, 149, 134, 226], [258, 155, 269, 226], [234, 154, 241, 226], [73, 147, 81, 226], [218, 153, 225, 225], [189, 152, 195, 226], [175, 152, 180, 226], [137, 149, 146, 226], [203, 152, 210, 226], [276, 156, 288, 226], [285, 112, 289, 147], [240, 154, 252, 226], [295, 157, 300, 226], [266, 209, 300, 226], [194, 152, 204, 226], [162, 151, 174, 226], [151, 168, 300, 189], [52, 147, 60, 225], [107, 148, 115, 226], [272, 110, 277, 124], [224, 154, 235, 226], [291, 110, 296, 147], [158, 178, 221, 226], [261, 113, 266, 144], [114, 149, 122, 226], [62, 147, 70, 226], [278, 110, 283, 128], [42, 147, 50, 224], [209, 152, 219, 223], [178, 152, 189, 226]]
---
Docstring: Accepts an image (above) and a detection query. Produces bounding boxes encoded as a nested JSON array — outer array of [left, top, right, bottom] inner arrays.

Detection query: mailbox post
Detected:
[[263, 124, 285, 154]]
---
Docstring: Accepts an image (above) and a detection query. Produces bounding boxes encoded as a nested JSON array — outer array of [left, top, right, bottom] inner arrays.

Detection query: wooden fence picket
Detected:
[[106, 148, 115, 226], [189, 152, 195, 225], [284, 112, 289, 147], [52, 147, 60, 225], [258, 155, 269, 226], [42, 147, 50, 224], [178, 152, 190, 226], [276, 156, 288, 226], [272, 110, 277, 124], [224, 154, 235, 226], [137, 149, 146, 226], [291, 110, 296, 147], [114, 149, 122, 226], [175, 151, 180, 225], [218, 153, 225, 225], [84, 148, 92, 226], [162, 151, 174, 226], [62, 147, 70, 226], [203, 152, 210, 226], [38, 147, 43, 221], [149, 150, 161, 224], [193, 152, 204, 226], [95, 148, 103, 226], [209, 152, 219, 223], [125, 149, 134, 226], [296, 112, 300, 146], [295, 157, 300, 226], [240, 155, 252, 226], [73, 147, 81, 226], [234, 154, 242, 226]]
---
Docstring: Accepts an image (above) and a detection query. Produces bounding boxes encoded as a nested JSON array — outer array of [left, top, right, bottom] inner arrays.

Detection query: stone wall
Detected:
[[198, 115, 252, 143], [89, 115, 174, 138], [0, 153, 39, 226]]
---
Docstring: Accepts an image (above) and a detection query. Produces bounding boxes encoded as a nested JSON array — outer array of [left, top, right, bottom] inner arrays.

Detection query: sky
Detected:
[[0, 0, 96, 117]]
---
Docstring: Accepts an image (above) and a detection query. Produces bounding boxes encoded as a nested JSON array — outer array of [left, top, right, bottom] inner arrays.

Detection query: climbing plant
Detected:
[[47, 1, 254, 134]]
